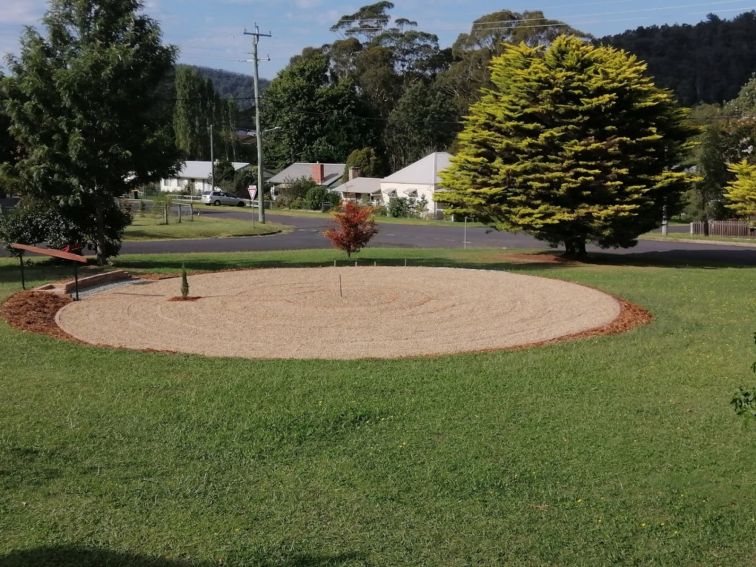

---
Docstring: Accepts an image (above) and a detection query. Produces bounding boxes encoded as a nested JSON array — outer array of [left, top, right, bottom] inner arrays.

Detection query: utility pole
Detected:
[[244, 24, 271, 223]]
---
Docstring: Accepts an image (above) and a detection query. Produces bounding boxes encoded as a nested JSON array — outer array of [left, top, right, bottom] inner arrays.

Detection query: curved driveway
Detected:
[[121, 210, 756, 265]]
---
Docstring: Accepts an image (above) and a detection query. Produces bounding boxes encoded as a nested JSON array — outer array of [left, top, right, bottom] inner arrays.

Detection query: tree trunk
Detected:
[[95, 205, 107, 266], [563, 236, 587, 260]]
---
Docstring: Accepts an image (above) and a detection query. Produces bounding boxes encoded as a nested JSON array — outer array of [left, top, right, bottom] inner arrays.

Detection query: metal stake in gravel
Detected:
[[338, 274, 343, 298]]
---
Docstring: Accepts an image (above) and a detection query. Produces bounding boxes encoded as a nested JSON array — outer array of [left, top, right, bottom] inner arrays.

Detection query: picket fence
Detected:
[[690, 220, 754, 238]]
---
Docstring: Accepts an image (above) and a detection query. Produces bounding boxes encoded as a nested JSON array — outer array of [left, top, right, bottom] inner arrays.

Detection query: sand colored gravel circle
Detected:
[[55, 267, 621, 360]]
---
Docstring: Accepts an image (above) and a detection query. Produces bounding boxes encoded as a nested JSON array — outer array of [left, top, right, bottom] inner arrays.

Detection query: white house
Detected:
[[380, 152, 452, 216], [160, 161, 251, 194]]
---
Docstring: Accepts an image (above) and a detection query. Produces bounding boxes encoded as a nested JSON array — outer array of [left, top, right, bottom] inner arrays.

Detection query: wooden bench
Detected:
[[9, 243, 88, 300]]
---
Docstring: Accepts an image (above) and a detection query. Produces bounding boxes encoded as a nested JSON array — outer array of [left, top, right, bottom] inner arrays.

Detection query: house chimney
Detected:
[[348, 167, 362, 180], [312, 162, 325, 185]]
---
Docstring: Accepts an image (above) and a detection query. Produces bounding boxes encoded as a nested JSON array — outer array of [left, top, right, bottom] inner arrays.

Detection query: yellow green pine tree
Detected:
[[724, 160, 756, 218], [439, 36, 697, 258]]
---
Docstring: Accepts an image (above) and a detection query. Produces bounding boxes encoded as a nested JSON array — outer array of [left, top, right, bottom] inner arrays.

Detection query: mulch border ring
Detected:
[[1, 270, 653, 359]]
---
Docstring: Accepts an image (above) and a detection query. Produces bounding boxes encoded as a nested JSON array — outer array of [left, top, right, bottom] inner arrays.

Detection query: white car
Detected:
[[201, 190, 246, 207]]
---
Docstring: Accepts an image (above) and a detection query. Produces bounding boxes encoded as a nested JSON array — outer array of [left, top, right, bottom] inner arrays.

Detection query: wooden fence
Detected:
[[690, 220, 755, 238]]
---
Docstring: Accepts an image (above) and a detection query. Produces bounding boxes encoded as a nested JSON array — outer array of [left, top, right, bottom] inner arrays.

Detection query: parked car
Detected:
[[201, 190, 246, 207]]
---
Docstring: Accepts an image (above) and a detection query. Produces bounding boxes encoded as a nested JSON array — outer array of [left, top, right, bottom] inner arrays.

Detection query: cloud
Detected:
[[2, 1, 46, 25], [295, 0, 323, 7]]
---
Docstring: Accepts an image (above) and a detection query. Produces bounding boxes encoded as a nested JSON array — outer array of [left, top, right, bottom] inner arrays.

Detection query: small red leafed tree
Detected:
[[324, 201, 378, 258]]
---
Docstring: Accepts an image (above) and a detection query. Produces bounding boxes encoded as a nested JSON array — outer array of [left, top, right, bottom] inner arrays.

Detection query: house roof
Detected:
[[172, 161, 250, 180], [335, 177, 382, 195], [268, 162, 345, 188], [382, 152, 452, 185]]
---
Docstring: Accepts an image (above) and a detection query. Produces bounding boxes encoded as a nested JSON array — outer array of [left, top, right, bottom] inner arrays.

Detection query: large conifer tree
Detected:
[[4, 0, 180, 263], [440, 36, 696, 257]]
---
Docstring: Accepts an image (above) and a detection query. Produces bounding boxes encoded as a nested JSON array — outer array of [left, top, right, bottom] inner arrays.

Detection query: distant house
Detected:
[[268, 162, 346, 198], [336, 177, 382, 202], [380, 152, 452, 216], [333, 167, 381, 202], [159, 161, 251, 194]]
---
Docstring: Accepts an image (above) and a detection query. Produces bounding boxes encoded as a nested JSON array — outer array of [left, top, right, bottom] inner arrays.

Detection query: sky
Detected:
[[1, 0, 754, 79]]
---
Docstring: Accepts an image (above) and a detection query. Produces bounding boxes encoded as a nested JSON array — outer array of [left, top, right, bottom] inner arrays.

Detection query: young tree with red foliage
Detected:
[[324, 201, 378, 258]]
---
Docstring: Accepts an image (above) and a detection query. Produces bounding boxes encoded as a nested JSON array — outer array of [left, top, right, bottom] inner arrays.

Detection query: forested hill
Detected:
[[180, 12, 756, 109], [184, 65, 269, 103], [601, 12, 756, 106]]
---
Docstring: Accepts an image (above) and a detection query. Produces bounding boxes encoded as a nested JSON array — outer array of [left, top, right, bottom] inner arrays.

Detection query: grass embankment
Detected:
[[641, 231, 756, 246], [227, 205, 487, 228], [0, 248, 754, 566], [124, 214, 288, 241]]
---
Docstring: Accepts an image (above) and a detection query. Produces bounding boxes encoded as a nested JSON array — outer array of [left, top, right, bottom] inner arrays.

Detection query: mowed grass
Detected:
[[124, 213, 288, 241], [0, 249, 754, 566], [260, 206, 487, 228], [641, 231, 756, 246]]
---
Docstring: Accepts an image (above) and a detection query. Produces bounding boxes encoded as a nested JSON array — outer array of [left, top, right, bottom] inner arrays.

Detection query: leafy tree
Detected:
[[0, 74, 17, 198], [323, 201, 378, 258], [685, 78, 756, 226], [275, 177, 318, 208], [232, 166, 265, 197], [689, 106, 730, 226], [0, 198, 131, 258], [4, 0, 180, 263], [723, 76, 756, 159], [724, 161, 756, 218], [212, 158, 236, 190], [327, 38, 363, 81], [189, 65, 268, 102], [454, 10, 585, 52], [725, 73, 756, 116], [343, 147, 386, 180], [374, 24, 441, 77], [602, 12, 756, 105], [330, 2, 395, 42], [354, 45, 402, 121], [174, 66, 207, 160], [384, 79, 457, 170], [0, 201, 83, 254], [304, 185, 341, 211], [436, 10, 586, 116], [440, 36, 696, 258], [262, 50, 378, 168], [174, 66, 242, 162]]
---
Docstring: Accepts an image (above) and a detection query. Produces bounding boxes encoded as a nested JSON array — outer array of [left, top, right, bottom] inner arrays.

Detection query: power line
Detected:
[[433, 7, 752, 36], [471, 0, 752, 28], [327, 0, 752, 32]]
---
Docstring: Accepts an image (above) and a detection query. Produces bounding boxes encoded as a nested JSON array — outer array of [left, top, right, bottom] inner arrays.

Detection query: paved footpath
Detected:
[[118, 210, 756, 267]]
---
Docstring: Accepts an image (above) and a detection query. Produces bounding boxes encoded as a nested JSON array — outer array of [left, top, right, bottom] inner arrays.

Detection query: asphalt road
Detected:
[[119, 209, 756, 266]]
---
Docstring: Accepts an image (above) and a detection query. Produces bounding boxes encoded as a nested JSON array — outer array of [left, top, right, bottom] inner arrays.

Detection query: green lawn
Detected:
[[641, 231, 756, 246], [246, 206, 487, 228], [0, 248, 754, 566], [124, 213, 288, 240]]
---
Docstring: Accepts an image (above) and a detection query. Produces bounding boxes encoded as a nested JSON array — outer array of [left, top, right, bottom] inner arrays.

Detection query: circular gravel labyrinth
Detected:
[[56, 267, 622, 360]]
